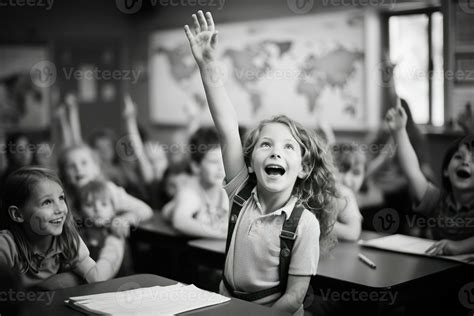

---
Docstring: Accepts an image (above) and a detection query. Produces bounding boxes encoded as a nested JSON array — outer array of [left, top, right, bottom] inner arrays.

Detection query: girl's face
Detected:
[[250, 123, 306, 195], [444, 144, 474, 191], [64, 148, 100, 188], [81, 194, 115, 226], [338, 162, 365, 193], [195, 147, 225, 187], [19, 179, 68, 238]]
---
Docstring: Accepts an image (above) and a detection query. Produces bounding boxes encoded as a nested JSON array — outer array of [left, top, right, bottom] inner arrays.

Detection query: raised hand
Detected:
[[123, 94, 137, 121], [184, 11, 218, 68], [385, 99, 407, 132]]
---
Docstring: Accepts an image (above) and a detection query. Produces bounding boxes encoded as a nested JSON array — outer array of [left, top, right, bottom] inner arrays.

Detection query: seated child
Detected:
[[0, 167, 123, 289], [331, 143, 364, 241], [164, 127, 229, 238], [161, 160, 193, 219], [387, 103, 474, 256], [77, 180, 133, 276], [58, 143, 153, 229]]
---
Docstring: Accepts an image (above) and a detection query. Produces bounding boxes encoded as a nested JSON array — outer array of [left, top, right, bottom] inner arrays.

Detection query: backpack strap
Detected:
[[225, 177, 256, 254], [223, 204, 305, 301]]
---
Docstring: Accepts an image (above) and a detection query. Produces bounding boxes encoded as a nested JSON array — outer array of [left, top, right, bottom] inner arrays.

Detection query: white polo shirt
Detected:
[[220, 166, 320, 308]]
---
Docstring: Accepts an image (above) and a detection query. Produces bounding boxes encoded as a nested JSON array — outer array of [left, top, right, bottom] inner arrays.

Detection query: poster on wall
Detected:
[[0, 46, 51, 130], [149, 11, 367, 130]]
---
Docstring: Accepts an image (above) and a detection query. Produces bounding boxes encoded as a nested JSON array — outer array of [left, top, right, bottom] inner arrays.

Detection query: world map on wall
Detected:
[[150, 11, 365, 129]]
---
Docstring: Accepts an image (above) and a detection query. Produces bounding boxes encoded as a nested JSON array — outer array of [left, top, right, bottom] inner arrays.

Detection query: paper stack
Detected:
[[65, 283, 230, 315]]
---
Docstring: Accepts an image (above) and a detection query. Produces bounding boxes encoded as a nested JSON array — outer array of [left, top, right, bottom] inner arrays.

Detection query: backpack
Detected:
[[222, 177, 304, 301]]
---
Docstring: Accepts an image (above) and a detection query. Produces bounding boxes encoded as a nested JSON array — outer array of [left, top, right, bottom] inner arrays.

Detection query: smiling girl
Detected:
[[184, 11, 338, 315], [0, 167, 123, 289], [387, 103, 474, 256]]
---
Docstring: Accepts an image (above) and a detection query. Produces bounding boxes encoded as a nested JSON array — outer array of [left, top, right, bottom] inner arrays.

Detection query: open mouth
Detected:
[[264, 164, 286, 176], [49, 217, 64, 225], [456, 169, 471, 179]]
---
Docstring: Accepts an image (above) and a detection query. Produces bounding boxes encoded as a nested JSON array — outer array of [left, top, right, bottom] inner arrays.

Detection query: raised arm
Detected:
[[65, 93, 83, 146], [184, 11, 245, 181], [54, 104, 74, 148], [385, 101, 428, 202], [122, 95, 155, 184]]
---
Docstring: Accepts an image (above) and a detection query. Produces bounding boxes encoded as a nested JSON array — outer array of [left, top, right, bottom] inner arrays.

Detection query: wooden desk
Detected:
[[187, 232, 471, 314], [19, 274, 289, 316], [130, 212, 195, 282]]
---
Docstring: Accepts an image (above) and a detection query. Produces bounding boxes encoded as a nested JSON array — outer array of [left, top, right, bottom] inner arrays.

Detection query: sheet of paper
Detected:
[[359, 234, 474, 264], [66, 283, 230, 315]]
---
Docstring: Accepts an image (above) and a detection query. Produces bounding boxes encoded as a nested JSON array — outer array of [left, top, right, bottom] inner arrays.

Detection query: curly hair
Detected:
[[243, 115, 339, 252]]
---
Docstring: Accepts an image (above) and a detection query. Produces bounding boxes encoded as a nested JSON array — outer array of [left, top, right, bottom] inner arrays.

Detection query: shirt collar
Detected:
[[251, 188, 299, 219], [33, 237, 63, 258], [445, 194, 474, 212]]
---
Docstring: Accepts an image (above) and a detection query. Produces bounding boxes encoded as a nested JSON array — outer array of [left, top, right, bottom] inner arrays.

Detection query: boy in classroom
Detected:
[[163, 126, 229, 239], [184, 11, 338, 315], [387, 101, 474, 256]]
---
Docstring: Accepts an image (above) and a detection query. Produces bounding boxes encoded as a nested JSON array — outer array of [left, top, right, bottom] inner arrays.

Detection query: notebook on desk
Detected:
[[359, 234, 474, 265], [65, 283, 230, 315]]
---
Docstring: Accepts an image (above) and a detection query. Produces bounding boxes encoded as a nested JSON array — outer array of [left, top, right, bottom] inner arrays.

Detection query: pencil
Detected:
[[358, 253, 376, 269]]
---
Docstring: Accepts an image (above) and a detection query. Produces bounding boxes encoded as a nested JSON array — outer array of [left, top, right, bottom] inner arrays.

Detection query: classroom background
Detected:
[[1, 0, 474, 315]]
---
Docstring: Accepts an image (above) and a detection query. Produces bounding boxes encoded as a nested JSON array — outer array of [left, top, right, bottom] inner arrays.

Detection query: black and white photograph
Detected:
[[0, 0, 473, 315]]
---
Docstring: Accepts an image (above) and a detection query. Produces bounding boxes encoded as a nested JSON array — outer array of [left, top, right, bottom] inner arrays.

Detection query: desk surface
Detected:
[[21, 274, 289, 316], [187, 231, 464, 290], [138, 211, 182, 237]]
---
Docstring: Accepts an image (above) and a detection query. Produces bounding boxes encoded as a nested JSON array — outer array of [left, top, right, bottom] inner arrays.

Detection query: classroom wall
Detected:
[[0, 0, 463, 170]]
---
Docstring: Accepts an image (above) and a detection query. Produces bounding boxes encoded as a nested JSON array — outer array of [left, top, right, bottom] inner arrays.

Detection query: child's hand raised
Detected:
[[385, 99, 407, 132], [184, 11, 218, 68], [123, 94, 137, 121]]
